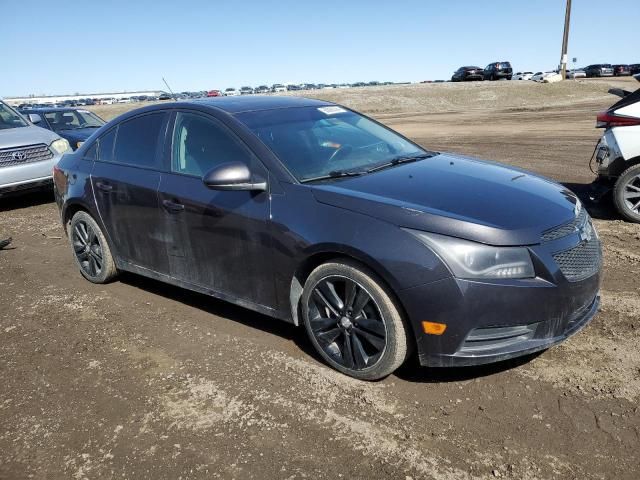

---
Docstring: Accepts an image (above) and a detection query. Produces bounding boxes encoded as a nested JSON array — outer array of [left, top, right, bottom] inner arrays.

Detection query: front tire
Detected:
[[613, 164, 640, 223], [69, 211, 118, 283], [301, 260, 410, 380]]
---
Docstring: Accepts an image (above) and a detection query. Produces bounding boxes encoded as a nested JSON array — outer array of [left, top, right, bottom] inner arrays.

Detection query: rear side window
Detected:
[[84, 142, 98, 161], [98, 128, 116, 162], [171, 112, 255, 177], [113, 113, 165, 169]]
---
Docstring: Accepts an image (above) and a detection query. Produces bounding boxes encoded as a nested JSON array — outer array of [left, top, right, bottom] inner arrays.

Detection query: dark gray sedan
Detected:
[[53, 96, 601, 379]]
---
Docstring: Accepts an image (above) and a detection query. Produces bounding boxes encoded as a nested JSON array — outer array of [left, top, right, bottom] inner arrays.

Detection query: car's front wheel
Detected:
[[69, 211, 118, 283], [613, 164, 640, 223], [301, 260, 410, 380]]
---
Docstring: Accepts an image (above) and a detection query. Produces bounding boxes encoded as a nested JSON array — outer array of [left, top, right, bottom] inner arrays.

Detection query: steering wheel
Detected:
[[328, 144, 353, 163]]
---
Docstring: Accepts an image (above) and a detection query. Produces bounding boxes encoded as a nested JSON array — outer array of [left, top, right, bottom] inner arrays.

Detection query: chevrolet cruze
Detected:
[[53, 97, 602, 380]]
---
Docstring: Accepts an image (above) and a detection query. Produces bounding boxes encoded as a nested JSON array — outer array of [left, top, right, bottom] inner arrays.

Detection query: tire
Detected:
[[301, 260, 410, 380], [69, 211, 118, 283], [613, 164, 640, 223]]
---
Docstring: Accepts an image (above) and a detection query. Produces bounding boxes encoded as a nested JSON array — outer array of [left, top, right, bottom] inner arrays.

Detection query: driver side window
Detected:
[[172, 112, 254, 177]]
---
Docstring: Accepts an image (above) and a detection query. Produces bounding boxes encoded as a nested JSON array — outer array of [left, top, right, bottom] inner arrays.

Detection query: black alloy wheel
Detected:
[[301, 260, 410, 380], [307, 275, 387, 370], [69, 211, 118, 283]]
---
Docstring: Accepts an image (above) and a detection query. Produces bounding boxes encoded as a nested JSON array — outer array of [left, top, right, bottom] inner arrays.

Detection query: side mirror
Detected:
[[28, 113, 42, 124], [203, 161, 267, 192]]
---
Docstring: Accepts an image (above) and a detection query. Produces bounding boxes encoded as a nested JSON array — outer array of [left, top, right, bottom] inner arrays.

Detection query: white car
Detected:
[[224, 88, 240, 96], [532, 71, 563, 83], [513, 71, 534, 81], [271, 84, 286, 93], [567, 69, 587, 79], [117, 97, 132, 103]]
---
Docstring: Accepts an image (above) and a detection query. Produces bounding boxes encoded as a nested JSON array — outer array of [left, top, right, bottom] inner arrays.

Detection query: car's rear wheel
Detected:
[[69, 211, 118, 283], [613, 164, 640, 223], [301, 260, 410, 380]]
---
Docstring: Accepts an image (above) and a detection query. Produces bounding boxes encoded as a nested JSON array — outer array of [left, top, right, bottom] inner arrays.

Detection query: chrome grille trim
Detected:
[[542, 206, 588, 242], [0, 144, 53, 168]]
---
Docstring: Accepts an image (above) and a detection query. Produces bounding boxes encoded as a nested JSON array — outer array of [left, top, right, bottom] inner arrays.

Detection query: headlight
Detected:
[[50, 138, 71, 155], [404, 229, 535, 280]]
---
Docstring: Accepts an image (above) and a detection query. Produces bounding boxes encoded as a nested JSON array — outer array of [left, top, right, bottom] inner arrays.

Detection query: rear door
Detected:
[[91, 111, 170, 273], [157, 110, 275, 309]]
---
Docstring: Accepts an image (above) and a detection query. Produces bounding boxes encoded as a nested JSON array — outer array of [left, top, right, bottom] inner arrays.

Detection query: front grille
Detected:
[[0, 144, 53, 168], [553, 237, 602, 282], [542, 206, 588, 242]]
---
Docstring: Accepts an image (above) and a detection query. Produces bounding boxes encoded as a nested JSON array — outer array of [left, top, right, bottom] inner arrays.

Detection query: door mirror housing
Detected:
[[203, 161, 267, 192], [28, 113, 42, 124]]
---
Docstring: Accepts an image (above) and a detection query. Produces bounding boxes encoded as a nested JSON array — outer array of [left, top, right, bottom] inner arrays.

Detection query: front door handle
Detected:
[[95, 181, 113, 192], [162, 199, 185, 212]]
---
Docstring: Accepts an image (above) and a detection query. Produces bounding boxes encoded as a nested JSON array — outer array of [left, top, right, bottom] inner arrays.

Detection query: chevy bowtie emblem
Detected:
[[578, 221, 593, 243]]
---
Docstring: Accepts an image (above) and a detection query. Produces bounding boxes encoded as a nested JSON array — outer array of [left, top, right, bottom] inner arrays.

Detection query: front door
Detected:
[[157, 111, 275, 310], [91, 112, 170, 274]]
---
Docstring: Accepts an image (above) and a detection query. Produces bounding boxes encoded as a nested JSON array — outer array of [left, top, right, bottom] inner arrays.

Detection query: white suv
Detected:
[[0, 100, 71, 196]]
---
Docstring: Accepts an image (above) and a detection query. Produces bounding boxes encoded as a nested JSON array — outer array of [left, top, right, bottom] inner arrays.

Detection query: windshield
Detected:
[[43, 110, 105, 131], [0, 102, 28, 130], [236, 106, 429, 182]]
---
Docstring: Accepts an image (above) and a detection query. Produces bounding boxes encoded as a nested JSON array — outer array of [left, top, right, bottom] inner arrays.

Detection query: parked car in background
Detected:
[[254, 85, 270, 94], [224, 88, 240, 97], [451, 66, 484, 82], [286, 84, 301, 91], [272, 84, 286, 93], [613, 65, 631, 77], [585, 64, 614, 77], [630, 64, 640, 75], [567, 69, 587, 79], [158, 93, 173, 101], [0, 99, 71, 196], [531, 71, 562, 83], [54, 96, 601, 380], [206, 90, 223, 97], [483, 62, 513, 80], [17, 107, 106, 150], [513, 71, 534, 81], [240, 86, 254, 95]]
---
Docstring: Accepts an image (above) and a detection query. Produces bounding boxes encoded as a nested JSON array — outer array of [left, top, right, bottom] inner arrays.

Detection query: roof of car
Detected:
[[186, 95, 333, 114]]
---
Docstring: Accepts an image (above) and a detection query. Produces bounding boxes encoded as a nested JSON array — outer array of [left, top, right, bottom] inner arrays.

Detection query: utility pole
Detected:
[[560, 0, 572, 80]]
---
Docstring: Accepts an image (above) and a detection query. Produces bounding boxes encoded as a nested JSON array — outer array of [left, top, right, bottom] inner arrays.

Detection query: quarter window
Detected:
[[171, 112, 254, 177], [113, 113, 165, 168], [98, 128, 116, 162], [84, 142, 98, 161]]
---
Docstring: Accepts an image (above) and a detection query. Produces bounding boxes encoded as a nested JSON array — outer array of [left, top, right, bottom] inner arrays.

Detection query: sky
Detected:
[[2, 0, 639, 97]]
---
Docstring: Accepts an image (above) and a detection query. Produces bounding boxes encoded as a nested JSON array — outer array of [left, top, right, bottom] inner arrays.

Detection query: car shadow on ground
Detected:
[[562, 181, 618, 221], [120, 271, 547, 384], [0, 189, 54, 213]]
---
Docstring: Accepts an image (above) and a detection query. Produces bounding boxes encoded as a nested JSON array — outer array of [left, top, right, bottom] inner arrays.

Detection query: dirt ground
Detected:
[[1, 79, 639, 480]]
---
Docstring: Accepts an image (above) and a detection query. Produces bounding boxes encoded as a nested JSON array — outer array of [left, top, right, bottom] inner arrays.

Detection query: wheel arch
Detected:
[[288, 246, 406, 328]]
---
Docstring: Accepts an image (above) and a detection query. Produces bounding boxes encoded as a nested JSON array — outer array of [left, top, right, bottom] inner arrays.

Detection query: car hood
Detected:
[[309, 153, 580, 246], [57, 128, 101, 145], [0, 125, 59, 149]]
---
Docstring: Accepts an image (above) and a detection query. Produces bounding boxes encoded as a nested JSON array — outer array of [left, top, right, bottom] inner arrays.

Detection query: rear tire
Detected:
[[613, 164, 640, 223], [69, 211, 118, 283], [301, 260, 410, 380]]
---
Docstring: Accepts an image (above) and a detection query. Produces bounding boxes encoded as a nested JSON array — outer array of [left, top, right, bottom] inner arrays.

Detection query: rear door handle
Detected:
[[162, 199, 185, 212], [95, 181, 113, 192]]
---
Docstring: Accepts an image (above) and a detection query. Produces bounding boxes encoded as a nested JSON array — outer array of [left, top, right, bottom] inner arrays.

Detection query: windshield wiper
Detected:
[[366, 152, 437, 174], [300, 170, 368, 184]]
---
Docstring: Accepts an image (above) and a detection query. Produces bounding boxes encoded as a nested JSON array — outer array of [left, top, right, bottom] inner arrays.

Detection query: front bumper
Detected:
[[398, 241, 601, 367], [0, 153, 63, 196]]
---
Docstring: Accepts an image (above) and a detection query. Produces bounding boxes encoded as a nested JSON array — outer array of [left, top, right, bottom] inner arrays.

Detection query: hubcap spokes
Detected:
[[308, 277, 386, 370], [72, 221, 103, 277], [624, 175, 640, 214]]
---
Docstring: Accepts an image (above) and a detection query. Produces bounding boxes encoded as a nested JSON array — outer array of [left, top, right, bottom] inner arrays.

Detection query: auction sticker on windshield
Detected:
[[318, 106, 347, 115]]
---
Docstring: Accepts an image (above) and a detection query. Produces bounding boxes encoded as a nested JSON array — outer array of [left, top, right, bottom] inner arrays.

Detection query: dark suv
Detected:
[[612, 64, 631, 76], [584, 64, 614, 77], [483, 62, 512, 81], [451, 66, 484, 82]]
